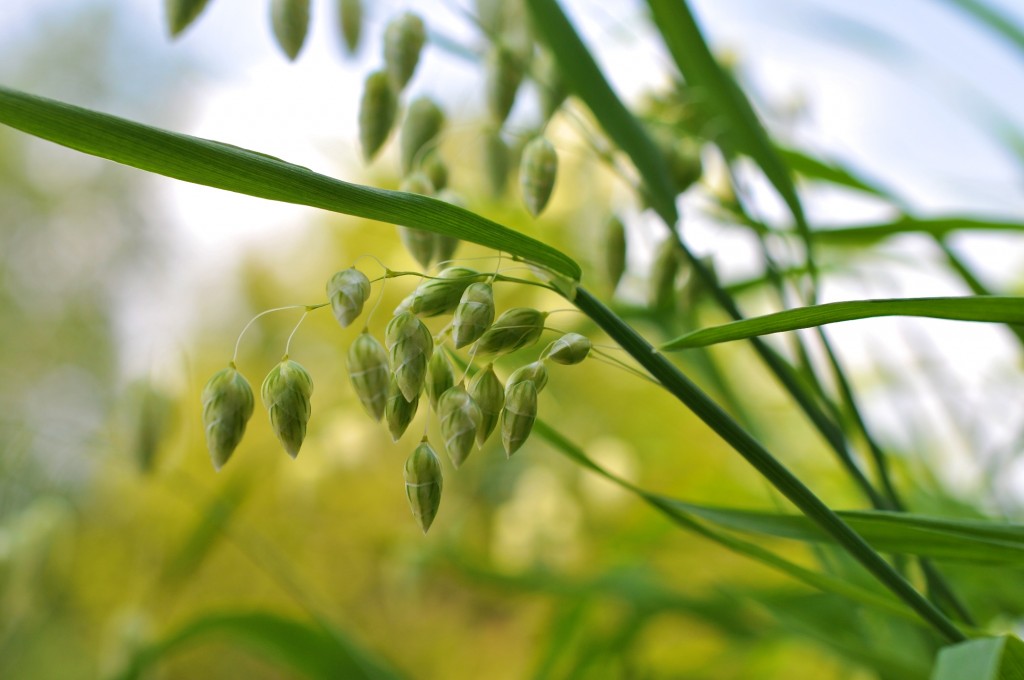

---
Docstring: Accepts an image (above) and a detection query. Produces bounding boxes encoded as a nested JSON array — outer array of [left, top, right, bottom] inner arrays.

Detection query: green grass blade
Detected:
[[523, 0, 679, 225], [663, 296, 1024, 350], [814, 216, 1024, 246], [0, 85, 580, 281], [777, 147, 898, 201], [932, 636, 1024, 680], [938, 0, 1024, 55]]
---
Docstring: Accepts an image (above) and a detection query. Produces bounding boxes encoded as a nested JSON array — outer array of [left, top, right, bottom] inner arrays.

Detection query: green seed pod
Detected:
[[650, 238, 683, 310], [202, 364, 255, 470], [434, 190, 463, 263], [383, 12, 426, 92], [536, 49, 567, 121], [165, 0, 213, 37], [400, 97, 445, 175], [469, 364, 504, 446], [604, 215, 627, 291], [438, 385, 482, 468], [397, 172, 436, 268], [346, 332, 390, 421], [358, 71, 397, 162], [326, 267, 371, 328], [261, 358, 313, 459], [338, 0, 362, 55], [486, 44, 524, 124], [404, 440, 443, 533], [472, 307, 546, 356], [386, 376, 420, 441], [271, 0, 311, 61], [475, 0, 503, 36], [505, 360, 548, 393], [425, 347, 455, 411], [519, 136, 558, 217], [408, 267, 482, 317], [653, 128, 703, 195], [452, 281, 495, 349], [501, 379, 537, 457], [127, 381, 176, 475], [386, 312, 434, 401], [420, 149, 449, 191], [482, 128, 510, 198], [541, 332, 591, 365]]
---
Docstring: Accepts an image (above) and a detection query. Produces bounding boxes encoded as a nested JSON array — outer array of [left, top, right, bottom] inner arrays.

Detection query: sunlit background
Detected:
[[1, 1, 1023, 678]]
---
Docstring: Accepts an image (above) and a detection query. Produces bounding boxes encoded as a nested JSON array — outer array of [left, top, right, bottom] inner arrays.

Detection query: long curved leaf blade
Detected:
[[932, 636, 1024, 680], [663, 296, 1024, 349], [814, 216, 1024, 246], [0, 85, 580, 281]]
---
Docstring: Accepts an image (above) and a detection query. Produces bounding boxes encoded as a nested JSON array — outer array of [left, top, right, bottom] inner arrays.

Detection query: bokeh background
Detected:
[[1, 1, 1023, 678]]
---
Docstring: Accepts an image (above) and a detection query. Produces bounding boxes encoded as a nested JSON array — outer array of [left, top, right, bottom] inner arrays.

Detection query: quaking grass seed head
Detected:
[[397, 172, 437, 268], [452, 281, 495, 349], [347, 332, 390, 421], [400, 97, 445, 175], [425, 347, 455, 411], [270, 0, 311, 61], [483, 128, 510, 198], [339, 0, 362, 55], [327, 267, 371, 328], [404, 440, 442, 533], [383, 11, 426, 91], [650, 237, 683, 310], [469, 364, 503, 447], [604, 215, 627, 291], [505, 360, 548, 393], [166, 0, 213, 37], [201, 364, 255, 471], [536, 49, 567, 121], [386, 312, 433, 401], [261, 358, 314, 459], [408, 267, 482, 317], [438, 385, 482, 468], [358, 70, 397, 162], [486, 43, 524, 124], [472, 307, 546, 356], [387, 376, 420, 441], [519, 136, 558, 217], [541, 332, 592, 365], [501, 379, 537, 457], [420, 149, 449, 191]]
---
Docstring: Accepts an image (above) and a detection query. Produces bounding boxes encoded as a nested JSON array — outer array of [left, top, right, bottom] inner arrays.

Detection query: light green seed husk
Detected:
[[536, 49, 567, 121], [469, 364, 503, 447], [438, 385, 482, 468], [420, 149, 449, 191], [501, 379, 537, 457], [408, 267, 482, 317], [338, 0, 362, 55], [452, 281, 495, 349], [653, 128, 702, 195], [604, 215, 627, 291], [505, 360, 548, 393], [201, 364, 255, 470], [404, 440, 443, 534], [434, 190, 464, 263], [386, 312, 434, 401], [271, 0, 311, 61], [486, 44, 524, 124], [472, 307, 546, 356], [541, 333, 592, 365], [327, 267, 371, 328], [400, 97, 445, 175], [347, 332, 390, 421], [425, 347, 455, 411], [261, 358, 313, 459], [650, 237, 683, 310], [386, 376, 420, 441], [358, 71, 397, 162], [384, 12, 426, 92], [130, 381, 175, 474], [165, 0, 213, 37], [483, 128, 510, 198], [397, 172, 436, 268], [519, 136, 558, 217]]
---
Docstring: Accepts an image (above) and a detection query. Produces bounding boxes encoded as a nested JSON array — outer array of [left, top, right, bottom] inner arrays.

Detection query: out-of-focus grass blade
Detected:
[[111, 611, 404, 680], [160, 479, 248, 587], [647, 0, 815, 279], [777, 147, 897, 201], [814, 216, 1024, 246], [932, 636, 1024, 680], [939, 0, 1024, 55], [0, 86, 580, 281], [165, 0, 213, 37], [523, 0, 679, 225], [663, 296, 1024, 350]]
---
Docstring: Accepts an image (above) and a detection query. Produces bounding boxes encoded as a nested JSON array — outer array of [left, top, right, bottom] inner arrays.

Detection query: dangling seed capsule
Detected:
[[201, 363, 255, 470], [271, 0, 311, 61], [650, 237, 683, 310], [536, 49, 567, 122], [519, 136, 558, 217], [469, 364, 503, 447], [438, 385, 482, 468], [486, 44, 524, 124], [541, 333, 592, 365], [483, 128, 510, 198], [404, 440, 443, 533], [383, 12, 426, 92], [326, 267, 371, 328], [604, 216, 627, 291], [408, 267, 482, 317], [664, 136, 703, 195], [166, 0, 213, 37], [425, 347, 455, 411], [347, 332, 390, 421], [472, 307, 546, 356], [385, 312, 433, 401], [434, 189, 464, 263], [400, 97, 445, 175], [261, 358, 314, 459], [505, 360, 548, 393], [386, 376, 420, 441], [358, 71, 397, 162], [338, 0, 362, 55], [452, 281, 495, 349], [420, 149, 449, 191], [130, 381, 175, 474], [397, 172, 436, 268], [501, 379, 537, 457]]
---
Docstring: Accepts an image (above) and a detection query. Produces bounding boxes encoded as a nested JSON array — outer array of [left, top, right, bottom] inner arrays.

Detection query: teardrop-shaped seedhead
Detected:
[[383, 12, 426, 92], [486, 44, 524, 124], [604, 216, 627, 291], [400, 97, 445, 175], [433, 190, 463, 264], [201, 364, 255, 470], [536, 49, 567, 121], [505, 360, 548, 394], [650, 237, 684, 311], [397, 172, 437, 268], [519, 136, 558, 217], [420, 149, 449, 191], [386, 312, 434, 401], [482, 128, 510, 198], [438, 385, 482, 468], [472, 307, 545, 356], [386, 376, 420, 441], [425, 347, 455, 411], [338, 0, 362, 55], [404, 440, 443, 533], [469, 364, 503, 447], [347, 332, 390, 421], [326, 267, 371, 328], [452, 282, 495, 349], [358, 71, 397, 162], [663, 134, 703, 195], [271, 0, 311, 61], [261, 359, 314, 459], [541, 333, 592, 365], [408, 267, 482, 318], [166, 0, 213, 38], [501, 379, 537, 457]]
